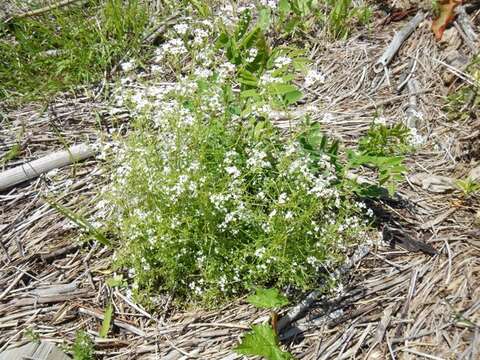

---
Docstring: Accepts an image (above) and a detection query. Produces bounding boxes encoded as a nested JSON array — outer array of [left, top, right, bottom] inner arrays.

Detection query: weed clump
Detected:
[[101, 7, 375, 305]]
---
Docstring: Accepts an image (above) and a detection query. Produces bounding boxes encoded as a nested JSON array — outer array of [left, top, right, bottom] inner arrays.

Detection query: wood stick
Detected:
[[276, 245, 370, 332], [0, 143, 97, 192], [374, 12, 425, 73], [5, 0, 87, 23], [78, 307, 147, 337], [455, 5, 478, 44]]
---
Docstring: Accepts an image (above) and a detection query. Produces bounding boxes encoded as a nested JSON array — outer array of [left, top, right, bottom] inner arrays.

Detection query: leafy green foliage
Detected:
[[0, 143, 21, 165], [444, 55, 480, 121], [358, 123, 413, 157], [0, 0, 150, 102], [297, 121, 340, 171], [24, 327, 40, 344], [269, 0, 372, 39], [235, 324, 294, 360], [99, 303, 113, 338], [101, 2, 388, 308], [72, 330, 94, 360], [324, 0, 372, 39], [247, 288, 289, 309], [105, 275, 126, 288], [455, 178, 480, 197], [347, 151, 406, 196]]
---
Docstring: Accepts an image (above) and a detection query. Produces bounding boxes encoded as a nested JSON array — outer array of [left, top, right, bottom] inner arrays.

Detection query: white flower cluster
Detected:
[[260, 0, 278, 9], [274, 56, 292, 68], [304, 69, 326, 87], [104, 6, 368, 301]]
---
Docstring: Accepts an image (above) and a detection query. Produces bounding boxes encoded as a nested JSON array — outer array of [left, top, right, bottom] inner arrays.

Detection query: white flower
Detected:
[[161, 38, 187, 57], [259, 71, 282, 86], [260, 0, 278, 9], [120, 60, 135, 72], [278, 193, 288, 204], [151, 65, 163, 74], [225, 166, 241, 179], [374, 116, 387, 125], [247, 149, 270, 168], [193, 28, 209, 45], [304, 69, 325, 87], [285, 211, 294, 220], [255, 247, 266, 257], [246, 48, 258, 62], [274, 56, 292, 68], [174, 23, 189, 35], [194, 67, 213, 79], [218, 62, 236, 80], [409, 127, 425, 146]]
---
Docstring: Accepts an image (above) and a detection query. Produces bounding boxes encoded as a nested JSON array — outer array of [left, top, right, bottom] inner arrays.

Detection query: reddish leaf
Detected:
[[432, 0, 463, 40]]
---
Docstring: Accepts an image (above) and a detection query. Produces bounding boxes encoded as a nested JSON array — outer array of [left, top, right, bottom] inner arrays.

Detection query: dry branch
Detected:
[[5, 0, 87, 23], [455, 6, 478, 44], [374, 12, 425, 73], [276, 245, 370, 332], [0, 143, 97, 192]]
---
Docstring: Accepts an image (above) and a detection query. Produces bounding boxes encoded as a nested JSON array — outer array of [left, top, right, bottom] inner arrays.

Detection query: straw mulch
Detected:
[[1, 4, 479, 359]]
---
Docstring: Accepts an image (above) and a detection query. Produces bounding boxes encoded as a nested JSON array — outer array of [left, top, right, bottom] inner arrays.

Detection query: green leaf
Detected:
[[106, 275, 125, 288], [99, 303, 113, 338], [258, 8, 271, 31], [239, 69, 258, 86], [240, 27, 260, 50], [268, 83, 298, 95], [235, 324, 294, 360], [188, 0, 211, 17], [283, 90, 303, 105], [247, 288, 289, 309], [0, 143, 21, 165], [240, 89, 261, 99], [48, 200, 110, 246], [279, 0, 292, 15]]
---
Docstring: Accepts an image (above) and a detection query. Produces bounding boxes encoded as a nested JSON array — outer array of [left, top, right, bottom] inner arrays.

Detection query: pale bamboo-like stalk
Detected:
[[0, 143, 96, 192]]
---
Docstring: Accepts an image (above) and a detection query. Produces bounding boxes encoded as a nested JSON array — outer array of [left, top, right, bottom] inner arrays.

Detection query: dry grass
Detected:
[[0, 4, 479, 359]]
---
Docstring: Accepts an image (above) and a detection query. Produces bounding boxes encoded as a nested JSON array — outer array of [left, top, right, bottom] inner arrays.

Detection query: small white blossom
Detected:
[[120, 60, 135, 72], [304, 69, 325, 87], [255, 247, 266, 257], [246, 48, 258, 62], [274, 56, 292, 68], [174, 23, 189, 35]]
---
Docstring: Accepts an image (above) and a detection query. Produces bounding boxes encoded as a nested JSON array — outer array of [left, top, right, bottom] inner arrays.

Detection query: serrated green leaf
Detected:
[[235, 324, 294, 360], [247, 288, 289, 309], [99, 303, 113, 338]]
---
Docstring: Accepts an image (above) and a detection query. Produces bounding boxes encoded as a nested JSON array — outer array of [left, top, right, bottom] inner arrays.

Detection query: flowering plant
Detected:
[[101, 3, 379, 306]]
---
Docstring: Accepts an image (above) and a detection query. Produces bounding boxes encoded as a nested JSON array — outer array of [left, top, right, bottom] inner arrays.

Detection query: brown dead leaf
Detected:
[[431, 0, 463, 40]]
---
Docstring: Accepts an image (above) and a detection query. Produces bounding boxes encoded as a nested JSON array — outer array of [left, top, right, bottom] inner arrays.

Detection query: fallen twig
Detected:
[[5, 0, 87, 23], [276, 245, 370, 332], [0, 143, 97, 192], [374, 12, 425, 73]]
